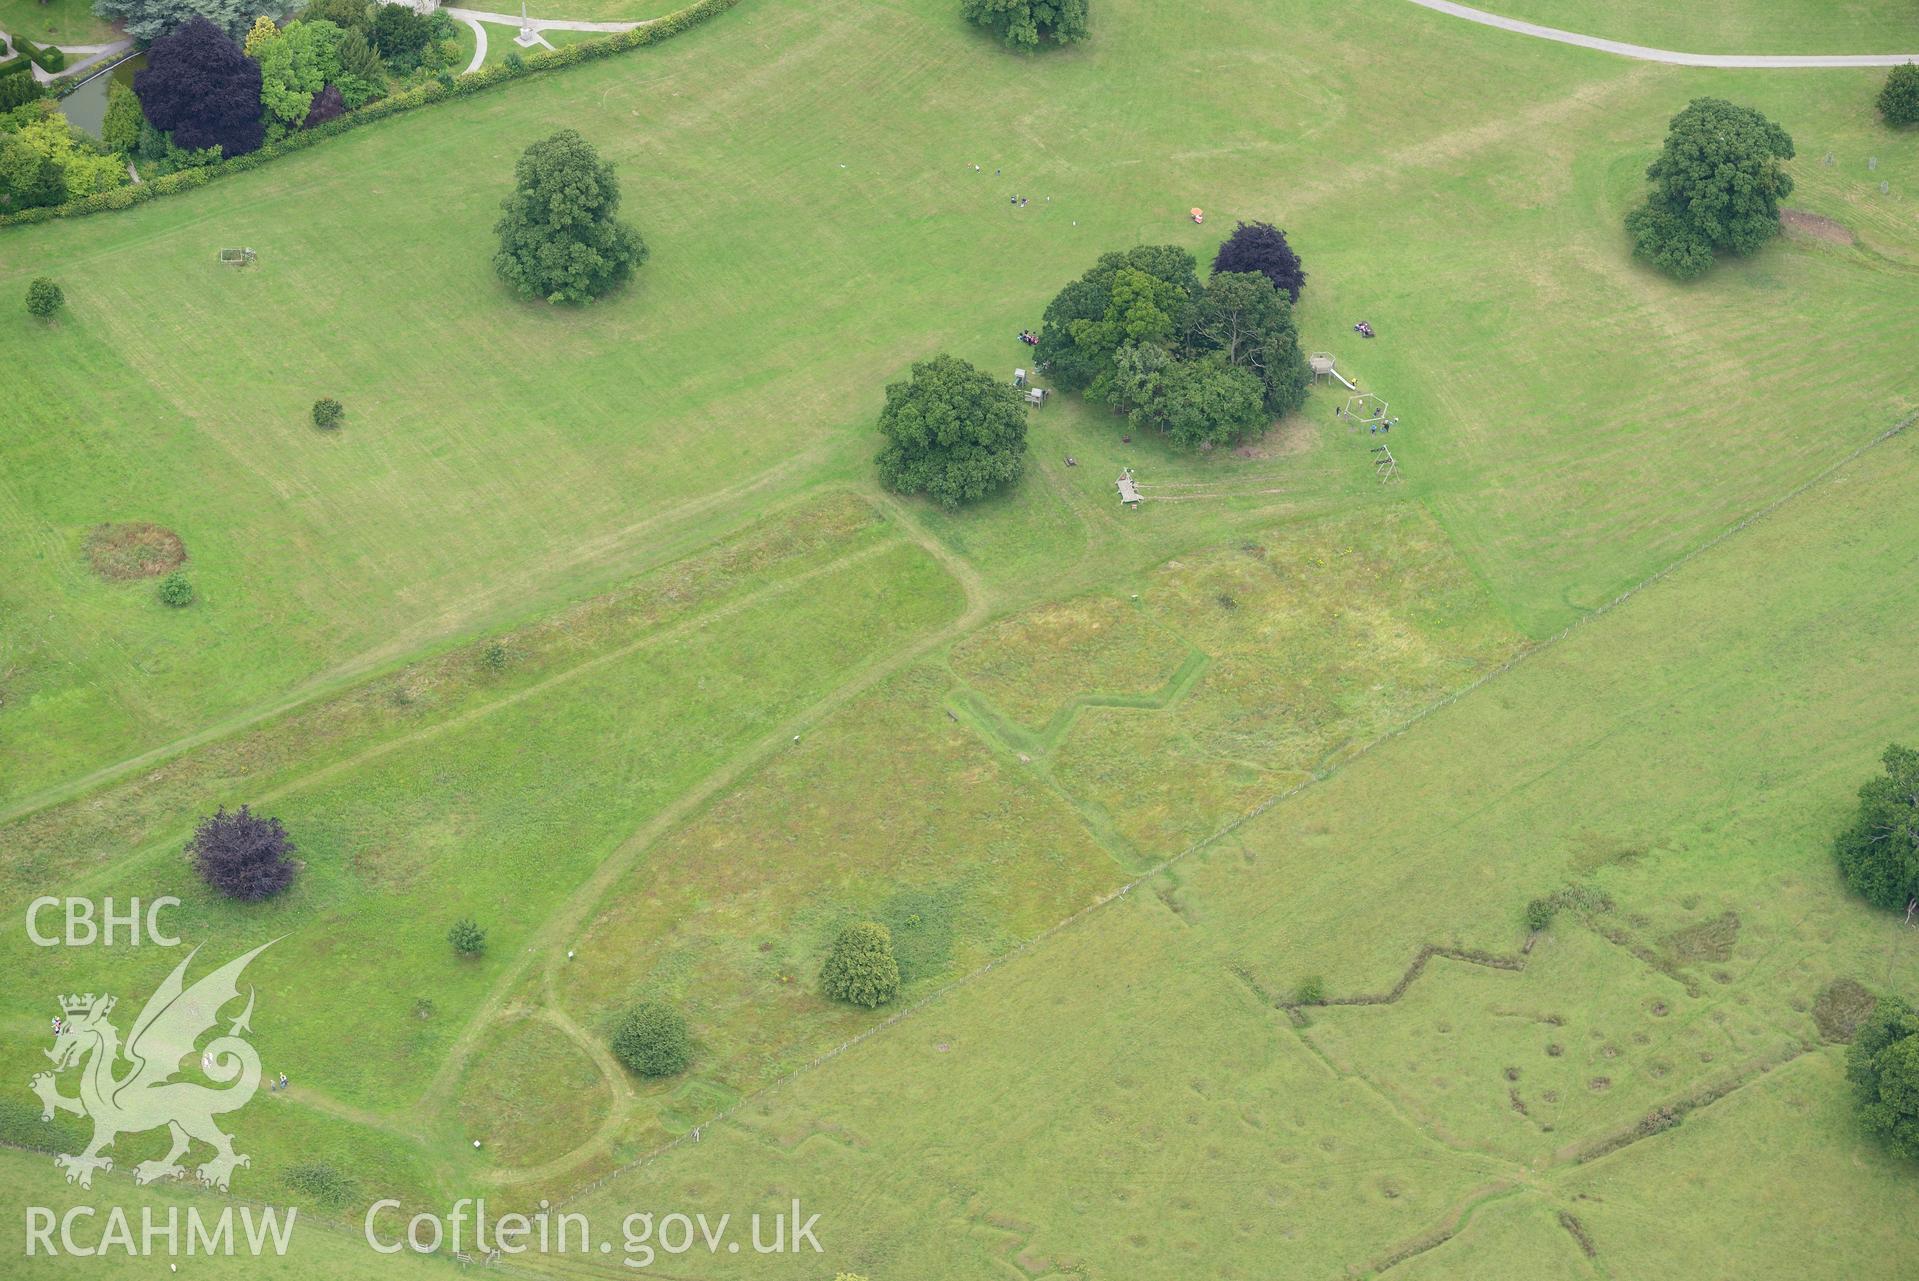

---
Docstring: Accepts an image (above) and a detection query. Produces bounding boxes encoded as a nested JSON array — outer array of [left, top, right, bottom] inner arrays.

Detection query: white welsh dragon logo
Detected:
[[31, 942, 271, 1191]]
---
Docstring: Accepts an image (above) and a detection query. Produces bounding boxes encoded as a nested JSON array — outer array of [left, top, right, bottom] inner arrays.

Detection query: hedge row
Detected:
[[0, 0, 745, 230], [0, 54, 35, 80]]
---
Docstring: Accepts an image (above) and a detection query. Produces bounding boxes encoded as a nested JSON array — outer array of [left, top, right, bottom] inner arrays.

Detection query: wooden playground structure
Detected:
[[1309, 351, 1356, 391], [1014, 368, 1049, 408]]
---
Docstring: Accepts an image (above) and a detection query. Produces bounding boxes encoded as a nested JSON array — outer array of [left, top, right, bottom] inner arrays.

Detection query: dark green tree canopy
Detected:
[[370, 3, 429, 60], [1880, 63, 1919, 127], [1848, 996, 1919, 1160], [961, 0, 1088, 49], [1834, 744, 1919, 912], [610, 1001, 691, 1077], [493, 129, 648, 305], [298, 0, 371, 29], [1037, 244, 1201, 393], [1190, 270, 1310, 415], [820, 922, 902, 1008], [1625, 97, 1794, 280], [875, 353, 1028, 508], [1038, 247, 1307, 450], [1212, 221, 1306, 303]]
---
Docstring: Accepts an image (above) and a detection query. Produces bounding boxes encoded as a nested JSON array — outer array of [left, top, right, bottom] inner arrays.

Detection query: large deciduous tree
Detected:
[[1848, 996, 1919, 1160], [1834, 744, 1919, 914], [875, 352, 1028, 508], [1136, 354, 1266, 451], [1037, 244, 1200, 393], [961, 0, 1088, 49], [1211, 221, 1306, 303], [134, 16, 265, 157], [493, 129, 648, 304], [1190, 270, 1310, 416], [1624, 97, 1794, 281]]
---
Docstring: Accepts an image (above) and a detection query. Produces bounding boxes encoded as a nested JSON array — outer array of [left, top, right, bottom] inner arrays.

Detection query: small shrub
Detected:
[[610, 1001, 691, 1077], [820, 921, 901, 1007], [157, 572, 195, 607], [480, 641, 510, 672], [504, 50, 524, 72], [1524, 897, 1556, 933], [312, 397, 344, 429], [413, 997, 437, 1020], [447, 917, 486, 957], [1293, 975, 1325, 1006], [190, 804, 297, 901], [283, 1163, 359, 1208], [25, 277, 63, 321]]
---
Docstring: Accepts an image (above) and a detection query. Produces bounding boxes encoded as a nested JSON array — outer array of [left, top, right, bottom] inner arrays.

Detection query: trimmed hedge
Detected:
[[0, 0, 746, 230], [0, 55, 35, 80], [16, 39, 65, 73]]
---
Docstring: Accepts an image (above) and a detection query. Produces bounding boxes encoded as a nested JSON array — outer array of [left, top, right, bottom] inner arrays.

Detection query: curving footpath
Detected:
[[1404, 0, 1919, 67], [442, 6, 647, 74]]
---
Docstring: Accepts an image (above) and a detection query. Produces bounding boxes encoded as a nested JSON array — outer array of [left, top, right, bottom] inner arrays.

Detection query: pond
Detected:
[[54, 53, 143, 141]]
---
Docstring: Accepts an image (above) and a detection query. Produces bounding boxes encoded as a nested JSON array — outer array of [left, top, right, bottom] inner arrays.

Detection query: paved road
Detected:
[[1405, 0, 1918, 67]]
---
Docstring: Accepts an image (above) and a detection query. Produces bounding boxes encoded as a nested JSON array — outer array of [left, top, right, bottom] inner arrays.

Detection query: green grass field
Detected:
[[0, 0, 115, 47], [2, 0, 1916, 1274]]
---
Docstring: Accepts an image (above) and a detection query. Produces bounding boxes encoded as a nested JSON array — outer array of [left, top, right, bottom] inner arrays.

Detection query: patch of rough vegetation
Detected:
[[1661, 910, 1741, 964], [1811, 977, 1876, 1044], [84, 522, 186, 580], [1557, 1210, 1597, 1258]]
